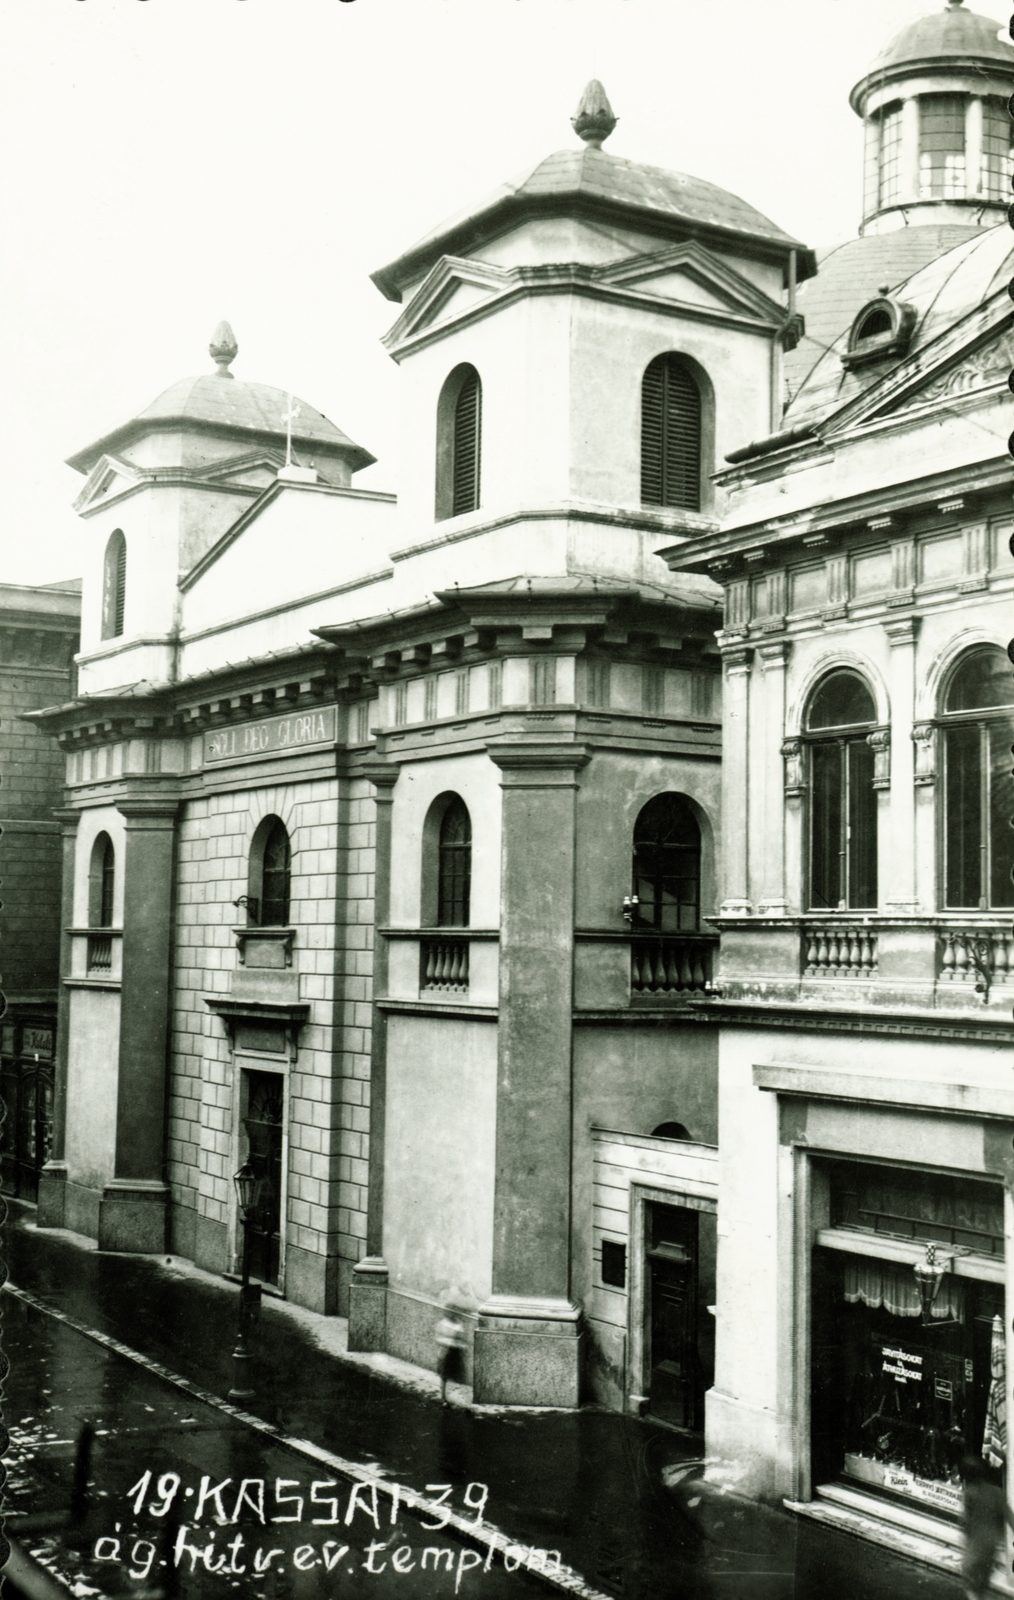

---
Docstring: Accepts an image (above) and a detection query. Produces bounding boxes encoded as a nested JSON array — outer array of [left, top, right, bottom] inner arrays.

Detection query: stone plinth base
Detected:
[[473, 1295, 582, 1407], [286, 1243, 341, 1315], [36, 1163, 68, 1229], [705, 1386, 794, 1502], [97, 1180, 169, 1254], [348, 1257, 389, 1352]]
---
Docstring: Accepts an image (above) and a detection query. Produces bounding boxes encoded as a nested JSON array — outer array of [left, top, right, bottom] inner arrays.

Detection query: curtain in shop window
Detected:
[[982, 1314, 1006, 1469], [843, 1256, 964, 1320]]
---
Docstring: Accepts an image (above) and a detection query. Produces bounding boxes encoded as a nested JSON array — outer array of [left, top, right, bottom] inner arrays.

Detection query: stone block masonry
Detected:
[[169, 773, 376, 1315]]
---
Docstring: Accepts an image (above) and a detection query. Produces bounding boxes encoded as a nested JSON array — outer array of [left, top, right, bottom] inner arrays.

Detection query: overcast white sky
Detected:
[[1, 0, 1008, 586]]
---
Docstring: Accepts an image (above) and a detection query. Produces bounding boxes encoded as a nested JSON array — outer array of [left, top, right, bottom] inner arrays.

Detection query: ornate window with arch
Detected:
[[640, 354, 703, 512], [805, 670, 878, 911], [247, 816, 292, 926], [101, 530, 127, 640], [632, 793, 701, 931], [435, 365, 482, 521], [437, 797, 471, 926], [941, 647, 1014, 911]]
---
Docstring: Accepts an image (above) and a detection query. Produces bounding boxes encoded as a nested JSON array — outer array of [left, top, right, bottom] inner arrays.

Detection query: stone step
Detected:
[[785, 1484, 1013, 1597]]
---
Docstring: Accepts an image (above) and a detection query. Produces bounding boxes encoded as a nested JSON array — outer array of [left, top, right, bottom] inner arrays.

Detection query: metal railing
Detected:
[[86, 932, 113, 972]]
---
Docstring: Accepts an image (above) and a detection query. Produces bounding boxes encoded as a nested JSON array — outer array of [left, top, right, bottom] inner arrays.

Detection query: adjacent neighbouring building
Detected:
[[0, 579, 81, 1200], [661, 0, 1014, 1574]]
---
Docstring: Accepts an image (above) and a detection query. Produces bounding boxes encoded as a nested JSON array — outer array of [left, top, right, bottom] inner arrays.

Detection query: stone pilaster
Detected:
[[37, 806, 80, 1229], [719, 644, 753, 915], [758, 642, 788, 914], [97, 797, 178, 1253], [884, 616, 920, 913], [473, 739, 588, 1407], [354, 761, 399, 1344]]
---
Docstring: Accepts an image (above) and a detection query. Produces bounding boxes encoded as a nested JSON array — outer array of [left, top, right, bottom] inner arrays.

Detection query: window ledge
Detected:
[[380, 926, 499, 940]]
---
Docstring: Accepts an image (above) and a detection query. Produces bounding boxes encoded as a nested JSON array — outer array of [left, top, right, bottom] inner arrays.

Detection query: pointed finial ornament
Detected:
[[572, 80, 617, 149], [209, 320, 238, 379]]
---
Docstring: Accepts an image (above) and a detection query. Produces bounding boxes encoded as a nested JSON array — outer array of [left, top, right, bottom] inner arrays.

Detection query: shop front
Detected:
[[1, 1016, 56, 1202], [811, 1159, 1006, 1523]]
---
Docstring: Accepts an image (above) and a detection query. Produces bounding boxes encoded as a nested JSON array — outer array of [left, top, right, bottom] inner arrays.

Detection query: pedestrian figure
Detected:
[[435, 1295, 467, 1407], [961, 1455, 1009, 1600]]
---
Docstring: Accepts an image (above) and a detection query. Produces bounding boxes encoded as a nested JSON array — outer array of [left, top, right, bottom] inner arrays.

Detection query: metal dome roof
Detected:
[[851, 1, 1013, 110], [781, 223, 1014, 430], [67, 328, 374, 476], [372, 143, 815, 303]]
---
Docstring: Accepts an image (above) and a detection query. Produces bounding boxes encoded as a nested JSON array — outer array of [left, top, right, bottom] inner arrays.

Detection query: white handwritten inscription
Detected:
[[93, 1474, 563, 1588], [204, 707, 337, 765]]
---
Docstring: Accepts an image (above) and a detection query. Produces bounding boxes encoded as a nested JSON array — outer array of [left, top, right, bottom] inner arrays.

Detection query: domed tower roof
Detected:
[[848, 0, 1013, 237], [67, 322, 375, 478], [851, 0, 1012, 106], [371, 83, 815, 302]]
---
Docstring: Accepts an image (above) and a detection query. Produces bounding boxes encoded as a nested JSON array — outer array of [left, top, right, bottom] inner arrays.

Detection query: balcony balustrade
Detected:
[[630, 934, 717, 996], [420, 934, 470, 994], [938, 924, 1014, 991], [803, 922, 879, 979]]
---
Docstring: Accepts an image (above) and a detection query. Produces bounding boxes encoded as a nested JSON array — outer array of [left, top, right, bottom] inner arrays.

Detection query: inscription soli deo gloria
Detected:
[[204, 707, 337, 765]]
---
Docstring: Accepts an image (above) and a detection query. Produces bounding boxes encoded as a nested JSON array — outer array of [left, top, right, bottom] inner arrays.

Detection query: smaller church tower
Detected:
[[851, 0, 1014, 235], [66, 324, 373, 696]]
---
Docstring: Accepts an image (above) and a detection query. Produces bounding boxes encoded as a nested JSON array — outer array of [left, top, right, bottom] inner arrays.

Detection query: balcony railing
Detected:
[[803, 922, 879, 979], [86, 932, 113, 972], [630, 935, 717, 996], [939, 925, 1014, 990], [420, 935, 470, 994]]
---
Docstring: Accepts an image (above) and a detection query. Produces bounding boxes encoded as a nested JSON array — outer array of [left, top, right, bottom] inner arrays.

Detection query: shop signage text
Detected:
[[882, 1346, 922, 1384], [204, 708, 337, 766]]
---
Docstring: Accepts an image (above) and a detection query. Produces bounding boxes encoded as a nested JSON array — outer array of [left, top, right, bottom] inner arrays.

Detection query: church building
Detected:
[[25, 0, 1014, 1576]]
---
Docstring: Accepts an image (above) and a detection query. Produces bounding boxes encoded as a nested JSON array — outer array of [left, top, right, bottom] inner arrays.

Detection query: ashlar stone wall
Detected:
[[168, 771, 375, 1313]]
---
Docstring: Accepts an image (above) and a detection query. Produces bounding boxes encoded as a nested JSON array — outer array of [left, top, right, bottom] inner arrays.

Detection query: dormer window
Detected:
[[841, 294, 915, 371]]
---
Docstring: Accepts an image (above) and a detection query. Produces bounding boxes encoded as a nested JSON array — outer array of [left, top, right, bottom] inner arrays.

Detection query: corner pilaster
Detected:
[[37, 806, 81, 1230]]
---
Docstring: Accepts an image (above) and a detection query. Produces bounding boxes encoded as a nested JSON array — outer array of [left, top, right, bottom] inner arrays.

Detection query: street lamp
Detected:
[[229, 1161, 264, 1401]]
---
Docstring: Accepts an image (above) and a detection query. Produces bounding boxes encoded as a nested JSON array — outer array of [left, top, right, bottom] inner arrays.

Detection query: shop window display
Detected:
[[812, 1161, 1006, 1518]]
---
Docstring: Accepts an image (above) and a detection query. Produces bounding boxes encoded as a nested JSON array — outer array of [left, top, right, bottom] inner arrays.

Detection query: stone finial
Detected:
[[572, 80, 617, 148], [209, 320, 238, 378]]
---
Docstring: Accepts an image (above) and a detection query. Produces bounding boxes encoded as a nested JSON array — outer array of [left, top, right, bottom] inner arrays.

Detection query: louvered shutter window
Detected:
[[640, 356, 702, 511], [452, 370, 481, 516], [102, 530, 127, 640]]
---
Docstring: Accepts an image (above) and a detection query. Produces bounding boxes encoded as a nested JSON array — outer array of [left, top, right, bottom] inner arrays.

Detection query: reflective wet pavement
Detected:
[[3, 1208, 965, 1599]]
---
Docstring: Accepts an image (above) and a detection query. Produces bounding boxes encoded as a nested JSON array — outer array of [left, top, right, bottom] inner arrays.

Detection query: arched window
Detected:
[[435, 365, 482, 521], [247, 817, 292, 926], [632, 793, 701, 931], [805, 671, 878, 911], [101, 530, 127, 641], [88, 832, 115, 927], [641, 355, 702, 511], [438, 798, 471, 926], [941, 648, 1014, 910], [652, 1121, 692, 1141]]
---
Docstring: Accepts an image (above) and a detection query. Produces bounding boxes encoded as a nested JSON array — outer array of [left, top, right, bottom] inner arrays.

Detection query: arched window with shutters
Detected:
[[438, 798, 471, 926], [941, 647, 1014, 910], [247, 816, 292, 926], [632, 793, 702, 931], [101, 530, 127, 641], [640, 355, 706, 511], [435, 364, 482, 521], [805, 670, 879, 911]]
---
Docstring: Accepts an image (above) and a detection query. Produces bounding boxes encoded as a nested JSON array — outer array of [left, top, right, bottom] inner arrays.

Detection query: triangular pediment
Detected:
[[383, 256, 511, 349], [822, 297, 1014, 436], [599, 243, 788, 326], [72, 453, 140, 513]]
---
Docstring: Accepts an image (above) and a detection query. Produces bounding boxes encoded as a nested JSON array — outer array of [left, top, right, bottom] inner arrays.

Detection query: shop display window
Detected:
[[812, 1161, 1006, 1519]]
